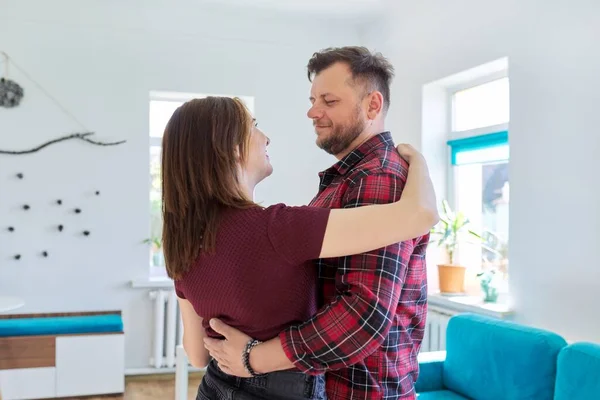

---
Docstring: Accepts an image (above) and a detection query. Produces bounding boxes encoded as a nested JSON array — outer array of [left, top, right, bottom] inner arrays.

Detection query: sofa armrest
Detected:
[[415, 351, 446, 393]]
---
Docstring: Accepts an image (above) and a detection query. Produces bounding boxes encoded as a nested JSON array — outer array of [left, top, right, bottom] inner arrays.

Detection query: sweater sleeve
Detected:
[[266, 204, 331, 266]]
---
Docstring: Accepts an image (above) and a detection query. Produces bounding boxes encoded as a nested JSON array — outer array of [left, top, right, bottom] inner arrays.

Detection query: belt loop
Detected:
[[304, 374, 315, 398]]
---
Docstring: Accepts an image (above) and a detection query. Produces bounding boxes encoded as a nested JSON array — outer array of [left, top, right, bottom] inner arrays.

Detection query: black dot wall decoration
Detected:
[[1, 51, 114, 261], [4, 172, 104, 260]]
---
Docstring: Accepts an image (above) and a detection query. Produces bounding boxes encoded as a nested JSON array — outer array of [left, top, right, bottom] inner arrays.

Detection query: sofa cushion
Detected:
[[555, 342, 600, 400], [0, 314, 123, 337], [416, 351, 446, 393], [443, 313, 567, 400], [417, 390, 469, 399]]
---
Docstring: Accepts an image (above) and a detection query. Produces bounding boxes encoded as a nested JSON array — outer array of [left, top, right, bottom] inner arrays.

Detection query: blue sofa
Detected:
[[554, 342, 600, 399], [416, 313, 600, 400]]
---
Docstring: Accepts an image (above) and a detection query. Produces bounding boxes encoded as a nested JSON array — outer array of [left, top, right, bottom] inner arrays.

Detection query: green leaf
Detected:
[[439, 229, 452, 245], [468, 229, 483, 239], [441, 199, 455, 221]]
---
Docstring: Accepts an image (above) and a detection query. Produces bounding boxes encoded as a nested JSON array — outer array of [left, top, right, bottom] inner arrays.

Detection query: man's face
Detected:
[[307, 62, 368, 156]]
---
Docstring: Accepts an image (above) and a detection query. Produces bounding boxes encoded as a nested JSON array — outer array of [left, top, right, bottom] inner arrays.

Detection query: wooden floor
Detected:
[[86, 372, 204, 400]]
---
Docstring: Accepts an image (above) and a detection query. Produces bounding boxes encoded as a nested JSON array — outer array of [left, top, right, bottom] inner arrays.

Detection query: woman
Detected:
[[161, 96, 437, 400]]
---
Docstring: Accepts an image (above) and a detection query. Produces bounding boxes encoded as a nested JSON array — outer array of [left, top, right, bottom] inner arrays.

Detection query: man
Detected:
[[204, 46, 429, 399]]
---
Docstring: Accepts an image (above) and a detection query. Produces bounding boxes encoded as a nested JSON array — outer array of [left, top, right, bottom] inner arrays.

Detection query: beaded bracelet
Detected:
[[242, 338, 263, 377]]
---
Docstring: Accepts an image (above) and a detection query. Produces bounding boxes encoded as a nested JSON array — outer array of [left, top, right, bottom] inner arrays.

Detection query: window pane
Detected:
[[149, 100, 184, 138], [455, 160, 509, 288], [149, 145, 164, 269], [150, 145, 162, 236], [453, 78, 509, 131]]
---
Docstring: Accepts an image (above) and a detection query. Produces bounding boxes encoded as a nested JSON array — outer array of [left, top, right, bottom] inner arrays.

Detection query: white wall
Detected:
[[363, 0, 600, 341], [0, 0, 362, 369]]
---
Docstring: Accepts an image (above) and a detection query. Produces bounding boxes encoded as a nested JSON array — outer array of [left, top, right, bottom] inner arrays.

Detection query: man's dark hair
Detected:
[[307, 46, 395, 114]]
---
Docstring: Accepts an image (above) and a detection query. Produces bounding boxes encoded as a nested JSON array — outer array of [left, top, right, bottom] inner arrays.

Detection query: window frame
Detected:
[[444, 75, 510, 285]]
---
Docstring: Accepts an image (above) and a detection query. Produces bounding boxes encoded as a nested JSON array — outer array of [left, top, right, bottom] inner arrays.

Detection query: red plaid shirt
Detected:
[[280, 132, 429, 400]]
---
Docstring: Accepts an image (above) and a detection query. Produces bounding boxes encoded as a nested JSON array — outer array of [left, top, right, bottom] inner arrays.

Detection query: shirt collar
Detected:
[[323, 131, 394, 176]]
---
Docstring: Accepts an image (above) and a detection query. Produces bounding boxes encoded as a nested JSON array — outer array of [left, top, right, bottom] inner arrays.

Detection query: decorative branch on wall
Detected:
[[0, 132, 126, 155], [0, 51, 127, 155]]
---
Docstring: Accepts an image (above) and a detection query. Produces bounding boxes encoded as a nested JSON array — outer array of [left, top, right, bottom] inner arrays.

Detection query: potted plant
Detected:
[[476, 269, 500, 302], [143, 236, 164, 267], [430, 200, 483, 294], [476, 230, 508, 302]]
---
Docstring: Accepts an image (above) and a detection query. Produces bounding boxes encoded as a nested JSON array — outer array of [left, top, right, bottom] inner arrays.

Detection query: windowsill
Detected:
[[428, 292, 513, 319], [130, 276, 174, 289]]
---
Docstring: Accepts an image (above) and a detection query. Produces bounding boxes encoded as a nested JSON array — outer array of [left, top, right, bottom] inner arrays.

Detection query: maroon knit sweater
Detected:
[[174, 204, 330, 341]]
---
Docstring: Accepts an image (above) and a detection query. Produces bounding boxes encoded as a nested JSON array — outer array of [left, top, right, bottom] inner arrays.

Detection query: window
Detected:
[[448, 77, 510, 293], [148, 92, 255, 277]]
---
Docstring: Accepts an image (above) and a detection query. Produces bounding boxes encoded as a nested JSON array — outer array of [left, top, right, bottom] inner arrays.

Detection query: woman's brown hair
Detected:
[[161, 97, 256, 279]]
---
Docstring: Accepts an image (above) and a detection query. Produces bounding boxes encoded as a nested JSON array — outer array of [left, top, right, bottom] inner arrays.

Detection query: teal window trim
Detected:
[[447, 130, 509, 165]]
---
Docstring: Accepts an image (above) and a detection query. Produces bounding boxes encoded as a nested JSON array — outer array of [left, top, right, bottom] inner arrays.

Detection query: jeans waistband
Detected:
[[205, 359, 326, 399]]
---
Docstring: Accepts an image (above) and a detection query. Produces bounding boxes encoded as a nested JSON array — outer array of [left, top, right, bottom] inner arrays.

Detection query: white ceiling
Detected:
[[199, 0, 386, 19]]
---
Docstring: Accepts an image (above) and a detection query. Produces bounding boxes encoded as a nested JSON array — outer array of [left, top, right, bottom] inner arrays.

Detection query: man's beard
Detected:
[[317, 110, 366, 156]]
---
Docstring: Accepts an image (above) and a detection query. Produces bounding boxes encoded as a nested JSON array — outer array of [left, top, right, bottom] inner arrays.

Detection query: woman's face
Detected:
[[242, 121, 273, 185]]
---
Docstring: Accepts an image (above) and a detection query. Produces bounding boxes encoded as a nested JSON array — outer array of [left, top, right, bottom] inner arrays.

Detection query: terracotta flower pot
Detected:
[[437, 264, 466, 294]]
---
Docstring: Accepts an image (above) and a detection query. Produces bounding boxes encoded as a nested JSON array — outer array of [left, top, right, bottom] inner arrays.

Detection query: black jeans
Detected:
[[196, 359, 327, 400]]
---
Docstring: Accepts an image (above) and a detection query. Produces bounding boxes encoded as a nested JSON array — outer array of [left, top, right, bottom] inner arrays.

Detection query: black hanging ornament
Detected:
[[0, 78, 24, 108], [0, 52, 23, 108], [95, 190, 100, 196], [74, 208, 81, 214], [42, 251, 48, 257], [22, 204, 30, 210], [14, 254, 21, 260], [58, 224, 64, 232], [83, 230, 90, 236], [7, 226, 14, 232], [16, 173, 23, 179], [57, 199, 62, 205]]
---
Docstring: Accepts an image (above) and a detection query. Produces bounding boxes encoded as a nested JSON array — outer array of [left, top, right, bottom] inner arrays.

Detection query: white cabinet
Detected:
[[0, 367, 56, 400], [56, 334, 125, 397], [0, 334, 124, 400]]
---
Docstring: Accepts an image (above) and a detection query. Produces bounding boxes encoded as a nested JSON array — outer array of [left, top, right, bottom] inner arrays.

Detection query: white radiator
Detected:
[[421, 307, 456, 352], [149, 290, 183, 369]]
